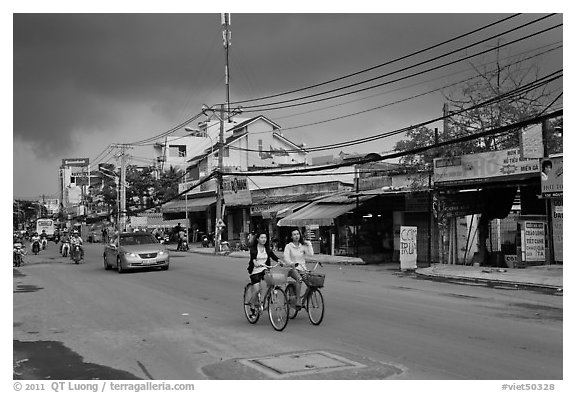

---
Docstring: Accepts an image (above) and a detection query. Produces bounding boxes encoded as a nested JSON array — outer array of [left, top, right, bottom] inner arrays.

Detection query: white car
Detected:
[[103, 232, 170, 273]]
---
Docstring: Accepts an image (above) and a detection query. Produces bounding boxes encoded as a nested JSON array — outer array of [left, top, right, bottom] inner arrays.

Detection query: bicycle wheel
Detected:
[[285, 283, 299, 319], [267, 287, 289, 331], [306, 288, 325, 325], [243, 283, 260, 324]]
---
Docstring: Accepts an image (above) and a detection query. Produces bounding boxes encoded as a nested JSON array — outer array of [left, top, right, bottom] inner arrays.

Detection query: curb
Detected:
[[182, 247, 366, 265], [414, 270, 563, 292]]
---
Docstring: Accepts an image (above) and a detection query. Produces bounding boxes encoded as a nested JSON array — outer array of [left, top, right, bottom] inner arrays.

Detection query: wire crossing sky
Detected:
[[12, 12, 563, 199]]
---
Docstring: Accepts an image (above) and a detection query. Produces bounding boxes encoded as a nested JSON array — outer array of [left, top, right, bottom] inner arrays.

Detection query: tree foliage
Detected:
[[395, 47, 560, 165]]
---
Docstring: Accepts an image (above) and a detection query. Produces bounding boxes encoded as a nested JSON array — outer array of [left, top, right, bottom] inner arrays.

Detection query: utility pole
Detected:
[[111, 144, 132, 234], [542, 120, 555, 264], [222, 13, 231, 119]]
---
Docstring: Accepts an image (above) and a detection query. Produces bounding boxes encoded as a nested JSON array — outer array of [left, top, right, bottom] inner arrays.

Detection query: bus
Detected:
[[36, 218, 55, 240]]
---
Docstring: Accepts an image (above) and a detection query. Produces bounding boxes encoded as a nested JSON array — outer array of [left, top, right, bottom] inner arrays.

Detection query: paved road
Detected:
[[13, 243, 562, 380]]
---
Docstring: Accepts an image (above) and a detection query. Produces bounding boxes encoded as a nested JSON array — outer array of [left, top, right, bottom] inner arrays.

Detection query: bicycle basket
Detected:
[[303, 272, 325, 288], [264, 267, 289, 286]]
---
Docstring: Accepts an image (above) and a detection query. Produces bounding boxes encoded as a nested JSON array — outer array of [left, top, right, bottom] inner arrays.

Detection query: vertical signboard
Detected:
[[522, 221, 546, 263], [552, 199, 563, 262], [400, 226, 417, 270], [540, 156, 563, 197]]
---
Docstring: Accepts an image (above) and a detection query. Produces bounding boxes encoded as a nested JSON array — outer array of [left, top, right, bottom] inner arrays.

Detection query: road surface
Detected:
[[13, 242, 562, 380]]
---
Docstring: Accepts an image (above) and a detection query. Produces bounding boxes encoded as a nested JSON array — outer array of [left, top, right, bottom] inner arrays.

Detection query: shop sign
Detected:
[[521, 221, 545, 262], [223, 176, 252, 206], [178, 180, 199, 195], [62, 158, 89, 167], [552, 198, 563, 262], [400, 226, 417, 270], [438, 192, 486, 217], [504, 255, 518, 268], [433, 148, 540, 185], [540, 156, 563, 197], [250, 205, 271, 215]]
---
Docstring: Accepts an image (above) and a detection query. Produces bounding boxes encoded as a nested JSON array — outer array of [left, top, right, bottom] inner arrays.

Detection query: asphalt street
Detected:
[[13, 242, 562, 380]]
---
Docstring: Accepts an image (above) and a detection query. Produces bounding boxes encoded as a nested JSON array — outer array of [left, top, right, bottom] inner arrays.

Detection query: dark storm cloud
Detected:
[[13, 14, 219, 157]]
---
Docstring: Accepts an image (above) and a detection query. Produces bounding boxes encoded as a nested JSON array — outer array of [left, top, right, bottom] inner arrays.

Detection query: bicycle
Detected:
[[243, 264, 290, 332], [285, 262, 325, 325]]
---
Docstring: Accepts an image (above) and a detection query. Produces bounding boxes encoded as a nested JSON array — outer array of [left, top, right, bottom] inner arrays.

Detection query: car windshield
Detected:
[[120, 234, 158, 246]]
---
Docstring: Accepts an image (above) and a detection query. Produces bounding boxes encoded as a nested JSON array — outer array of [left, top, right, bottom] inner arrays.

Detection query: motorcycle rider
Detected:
[[70, 231, 84, 260], [60, 230, 71, 256], [13, 236, 26, 267], [40, 229, 48, 249], [30, 232, 41, 253]]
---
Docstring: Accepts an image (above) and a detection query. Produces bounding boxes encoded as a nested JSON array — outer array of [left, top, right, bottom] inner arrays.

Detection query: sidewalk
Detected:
[[415, 263, 563, 291], [181, 245, 366, 265], [180, 245, 562, 291]]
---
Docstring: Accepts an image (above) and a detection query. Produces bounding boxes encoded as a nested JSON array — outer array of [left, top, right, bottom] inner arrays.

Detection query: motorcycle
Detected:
[[177, 239, 189, 251], [71, 244, 82, 264], [61, 241, 70, 257], [201, 233, 212, 248], [155, 234, 165, 244], [13, 242, 25, 267], [41, 238, 48, 250], [32, 240, 40, 255]]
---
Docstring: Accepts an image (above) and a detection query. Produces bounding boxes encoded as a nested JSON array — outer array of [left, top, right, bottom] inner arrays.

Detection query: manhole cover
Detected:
[[241, 351, 366, 377]]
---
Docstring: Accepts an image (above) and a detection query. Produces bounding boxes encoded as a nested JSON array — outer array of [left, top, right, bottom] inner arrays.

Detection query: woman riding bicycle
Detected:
[[283, 228, 314, 310], [246, 232, 280, 313]]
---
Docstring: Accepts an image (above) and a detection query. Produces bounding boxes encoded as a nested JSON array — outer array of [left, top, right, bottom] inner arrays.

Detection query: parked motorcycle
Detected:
[[61, 241, 70, 257], [71, 244, 82, 264], [32, 240, 40, 255], [13, 242, 25, 267], [201, 233, 212, 248]]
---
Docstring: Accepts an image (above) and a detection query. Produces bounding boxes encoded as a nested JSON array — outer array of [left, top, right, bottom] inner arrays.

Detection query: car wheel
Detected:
[[103, 253, 111, 270], [117, 257, 125, 274], [161, 264, 169, 271]]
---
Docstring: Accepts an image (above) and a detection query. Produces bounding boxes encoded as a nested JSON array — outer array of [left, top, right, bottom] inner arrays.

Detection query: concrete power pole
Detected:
[[112, 144, 132, 234]]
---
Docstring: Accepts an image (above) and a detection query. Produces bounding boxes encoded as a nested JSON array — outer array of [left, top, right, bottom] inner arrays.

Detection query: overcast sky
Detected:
[[11, 8, 563, 199]]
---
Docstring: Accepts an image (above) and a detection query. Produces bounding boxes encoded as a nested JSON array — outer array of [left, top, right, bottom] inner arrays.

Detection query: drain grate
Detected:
[[242, 351, 366, 377]]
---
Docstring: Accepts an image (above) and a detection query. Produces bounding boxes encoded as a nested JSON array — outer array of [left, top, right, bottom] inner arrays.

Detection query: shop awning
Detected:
[[277, 203, 357, 227], [137, 213, 184, 228], [251, 202, 310, 218], [162, 196, 216, 214]]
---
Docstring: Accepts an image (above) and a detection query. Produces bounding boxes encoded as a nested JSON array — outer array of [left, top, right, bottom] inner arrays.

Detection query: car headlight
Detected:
[[158, 250, 167, 255], [123, 252, 137, 257]]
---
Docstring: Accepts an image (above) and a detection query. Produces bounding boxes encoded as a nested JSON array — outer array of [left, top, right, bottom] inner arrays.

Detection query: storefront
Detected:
[[433, 148, 547, 266]]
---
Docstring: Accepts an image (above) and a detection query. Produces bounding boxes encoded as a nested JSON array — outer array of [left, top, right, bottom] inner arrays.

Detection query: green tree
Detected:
[[125, 165, 158, 214], [156, 165, 184, 203]]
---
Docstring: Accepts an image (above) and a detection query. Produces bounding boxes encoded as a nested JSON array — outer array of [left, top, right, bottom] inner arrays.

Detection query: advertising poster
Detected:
[[523, 221, 545, 262], [552, 199, 563, 262], [433, 148, 540, 185], [400, 226, 417, 270], [223, 176, 252, 206], [540, 156, 563, 197]]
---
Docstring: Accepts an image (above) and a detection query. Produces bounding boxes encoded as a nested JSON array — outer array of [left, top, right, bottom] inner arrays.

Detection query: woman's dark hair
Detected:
[[542, 159, 553, 170], [250, 231, 270, 251], [289, 228, 305, 245]]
